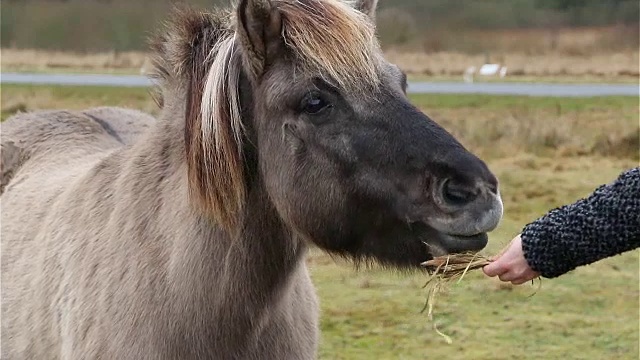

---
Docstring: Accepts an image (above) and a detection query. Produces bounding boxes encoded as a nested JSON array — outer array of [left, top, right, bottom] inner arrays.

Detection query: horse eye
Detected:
[[301, 93, 330, 115]]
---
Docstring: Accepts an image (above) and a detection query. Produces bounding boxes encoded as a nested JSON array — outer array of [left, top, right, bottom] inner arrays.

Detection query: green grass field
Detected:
[[2, 85, 638, 359]]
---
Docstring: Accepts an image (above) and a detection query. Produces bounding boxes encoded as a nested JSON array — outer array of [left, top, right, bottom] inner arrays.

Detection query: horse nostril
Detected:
[[441, 178, 479, 206]]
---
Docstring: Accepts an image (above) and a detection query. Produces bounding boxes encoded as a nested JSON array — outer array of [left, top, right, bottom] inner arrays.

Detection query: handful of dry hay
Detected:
[[419, 252, 493, 344]]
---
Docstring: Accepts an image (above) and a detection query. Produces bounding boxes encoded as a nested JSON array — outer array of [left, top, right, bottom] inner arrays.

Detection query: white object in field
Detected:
[[478, 64, 501, 76], [463, 64, 508, 82]]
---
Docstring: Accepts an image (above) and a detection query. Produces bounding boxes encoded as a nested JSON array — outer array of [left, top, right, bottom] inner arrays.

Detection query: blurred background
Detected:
[[2, 0, 639, 81], [1, 1, 639, 359]]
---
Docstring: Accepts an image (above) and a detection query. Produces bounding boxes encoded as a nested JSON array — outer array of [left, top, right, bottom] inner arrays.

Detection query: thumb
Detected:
[[482, 256, 505, 277], [482, 234, 522, 277]]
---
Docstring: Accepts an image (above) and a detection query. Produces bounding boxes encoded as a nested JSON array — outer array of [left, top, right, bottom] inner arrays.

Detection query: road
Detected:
[[1, 72, 638, 97]]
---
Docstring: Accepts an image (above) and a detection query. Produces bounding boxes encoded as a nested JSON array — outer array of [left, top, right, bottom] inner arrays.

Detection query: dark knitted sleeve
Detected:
[[521, 167, 640, 278]]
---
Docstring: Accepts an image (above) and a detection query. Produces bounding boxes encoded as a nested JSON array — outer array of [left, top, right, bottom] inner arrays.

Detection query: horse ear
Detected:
[[235, 0, 283, 82], [354, 0, 378, 21]]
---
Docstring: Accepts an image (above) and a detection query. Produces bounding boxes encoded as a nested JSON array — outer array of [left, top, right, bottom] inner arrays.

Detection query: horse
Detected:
[[0, 0, 503, 358]]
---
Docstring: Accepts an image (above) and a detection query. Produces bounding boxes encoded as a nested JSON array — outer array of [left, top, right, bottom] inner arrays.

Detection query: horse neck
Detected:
[[150, 112, 306, 351]]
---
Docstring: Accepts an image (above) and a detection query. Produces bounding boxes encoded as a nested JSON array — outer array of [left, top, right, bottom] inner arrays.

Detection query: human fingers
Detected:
[[482, 258, 507, 277], [501, 268, 539, 284], [498, 270, 519, 282]]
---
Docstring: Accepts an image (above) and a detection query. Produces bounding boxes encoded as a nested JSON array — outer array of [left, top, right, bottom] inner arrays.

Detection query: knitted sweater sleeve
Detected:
[[521, 167, 640, 278]]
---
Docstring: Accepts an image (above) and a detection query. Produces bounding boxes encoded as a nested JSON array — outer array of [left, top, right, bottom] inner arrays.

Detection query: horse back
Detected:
[[0, 107, 155, 194]]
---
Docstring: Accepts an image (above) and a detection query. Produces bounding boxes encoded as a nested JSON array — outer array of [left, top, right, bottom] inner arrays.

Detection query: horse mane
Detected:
[[149, 0, 381, 232], [277, 0, 379, 91]]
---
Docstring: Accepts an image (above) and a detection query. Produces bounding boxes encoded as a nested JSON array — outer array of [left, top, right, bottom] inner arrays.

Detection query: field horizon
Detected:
[[2, 46, 639, 84]]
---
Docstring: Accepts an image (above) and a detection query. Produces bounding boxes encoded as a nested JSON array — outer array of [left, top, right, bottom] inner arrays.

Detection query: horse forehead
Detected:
[[258, 80, 404, 121], [260, 61, 393, 109]]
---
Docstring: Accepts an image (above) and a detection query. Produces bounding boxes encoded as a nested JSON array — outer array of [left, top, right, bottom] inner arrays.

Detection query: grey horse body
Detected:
[[1, 1, 503, 358], [1, 107, 318, 359]]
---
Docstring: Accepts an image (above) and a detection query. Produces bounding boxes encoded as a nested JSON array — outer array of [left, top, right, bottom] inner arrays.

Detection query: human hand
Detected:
[[482, 234, 540, 284]]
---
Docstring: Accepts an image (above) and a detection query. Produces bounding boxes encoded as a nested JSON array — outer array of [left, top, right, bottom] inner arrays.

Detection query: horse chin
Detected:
[[318, 222, 489, 270]]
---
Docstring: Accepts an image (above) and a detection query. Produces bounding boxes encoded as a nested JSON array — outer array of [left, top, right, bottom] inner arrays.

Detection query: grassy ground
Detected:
[[1, 85, 638, 359]]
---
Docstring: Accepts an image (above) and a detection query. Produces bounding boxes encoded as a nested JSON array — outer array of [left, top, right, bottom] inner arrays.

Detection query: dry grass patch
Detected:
[[410, 94, 639, 160], [386, 50, 640, 79], [1, 49, 150, 74], [1, 84, 160, 121]]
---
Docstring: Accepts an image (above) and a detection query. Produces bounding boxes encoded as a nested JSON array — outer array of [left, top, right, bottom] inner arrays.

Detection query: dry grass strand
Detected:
[[420, 251, 544, 343], [421, 252, 493, 282], [420, 252, 493, 344]]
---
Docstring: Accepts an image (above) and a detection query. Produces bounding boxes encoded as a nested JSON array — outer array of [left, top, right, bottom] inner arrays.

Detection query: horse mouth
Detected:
[[434, 232, 488, 256], [415, 222, 489, 258]]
